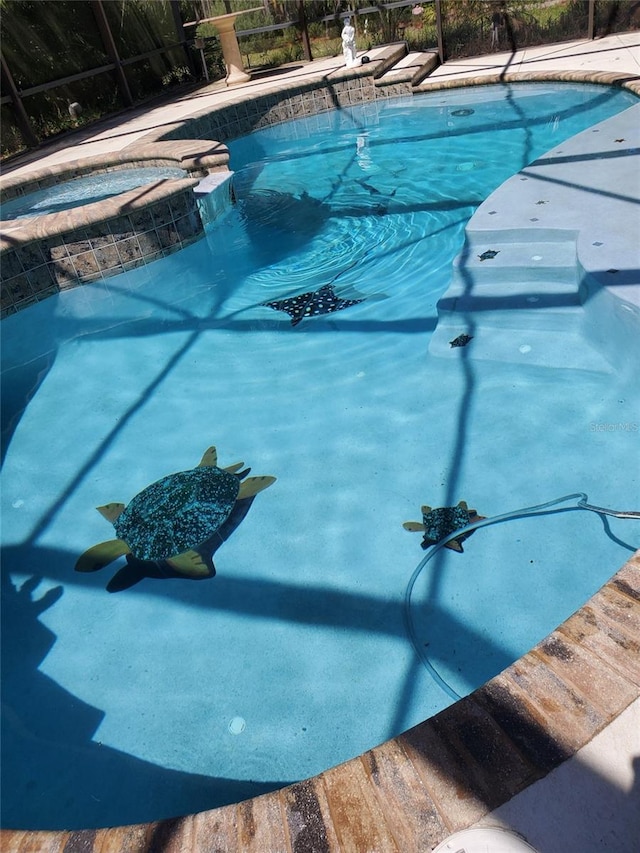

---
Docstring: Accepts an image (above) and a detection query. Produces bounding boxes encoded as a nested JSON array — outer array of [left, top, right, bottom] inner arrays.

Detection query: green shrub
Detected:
[[161, 65, 194, 87]]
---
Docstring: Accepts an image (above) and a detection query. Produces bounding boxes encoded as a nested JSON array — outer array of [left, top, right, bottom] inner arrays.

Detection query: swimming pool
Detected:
[[1, 82, 638, 831], [0, 166, 188, 219]]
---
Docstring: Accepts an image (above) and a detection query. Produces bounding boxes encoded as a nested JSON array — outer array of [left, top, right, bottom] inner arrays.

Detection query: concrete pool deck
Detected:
[[1, 31, 639, 853]]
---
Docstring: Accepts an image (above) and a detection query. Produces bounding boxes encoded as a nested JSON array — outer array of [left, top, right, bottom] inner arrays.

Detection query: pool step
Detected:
[[430, 320, 614, 373], [438, 278, 582, 331], [367, 42, 410, 80], [430, 235, 613, 373], [453, 239, 578, 284], [374, 51, 440, 87]]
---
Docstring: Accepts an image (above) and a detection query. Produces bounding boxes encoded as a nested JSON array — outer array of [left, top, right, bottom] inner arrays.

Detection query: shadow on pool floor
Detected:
[[0, 571, 291, 831]]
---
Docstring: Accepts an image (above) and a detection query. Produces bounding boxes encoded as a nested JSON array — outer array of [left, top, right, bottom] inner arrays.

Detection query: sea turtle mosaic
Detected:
[[449, 333, 473, 348], [75, 446, 275, 589], [478, 249, 499, 261], [403, 500, 485, 552]]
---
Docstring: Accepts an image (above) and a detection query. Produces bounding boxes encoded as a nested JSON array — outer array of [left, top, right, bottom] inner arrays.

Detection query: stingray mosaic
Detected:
[[263, 281, 367, 326]]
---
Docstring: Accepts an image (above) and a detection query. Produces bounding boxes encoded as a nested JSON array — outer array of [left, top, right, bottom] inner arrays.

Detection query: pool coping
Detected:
[[1, 61, 639, 852]]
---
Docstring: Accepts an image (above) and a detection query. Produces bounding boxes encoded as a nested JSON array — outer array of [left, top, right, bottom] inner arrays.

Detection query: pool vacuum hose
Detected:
[[404, 492, 640, 701]]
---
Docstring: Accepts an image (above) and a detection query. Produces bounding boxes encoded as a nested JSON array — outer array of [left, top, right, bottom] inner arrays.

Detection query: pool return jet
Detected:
[[403, 492, 640, 701]]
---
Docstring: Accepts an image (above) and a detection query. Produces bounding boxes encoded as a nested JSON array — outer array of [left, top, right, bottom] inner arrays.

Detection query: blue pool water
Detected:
[[1, 83, 639, 830], [0, 165, 186, 219]]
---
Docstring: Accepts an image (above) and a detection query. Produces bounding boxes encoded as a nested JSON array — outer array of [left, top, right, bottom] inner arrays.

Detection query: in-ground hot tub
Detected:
[[0, 165, 189, 220], [0, 141, 231, 316]]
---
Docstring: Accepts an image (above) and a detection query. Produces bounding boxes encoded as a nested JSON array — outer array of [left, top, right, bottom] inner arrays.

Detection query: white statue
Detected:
[[341, 17, 357, 68]]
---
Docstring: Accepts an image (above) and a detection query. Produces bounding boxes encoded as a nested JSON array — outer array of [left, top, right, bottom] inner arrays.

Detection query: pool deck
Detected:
[[1, 32, 639, 853]]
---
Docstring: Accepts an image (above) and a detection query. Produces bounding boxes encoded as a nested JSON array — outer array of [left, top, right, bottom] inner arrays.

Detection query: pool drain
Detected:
[[228, 716, 246, 734], [433, 827, 539, 852]]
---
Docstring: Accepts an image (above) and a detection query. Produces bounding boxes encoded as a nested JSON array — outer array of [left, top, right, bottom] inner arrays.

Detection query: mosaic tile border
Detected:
[[1, 182, 202, 315], [134, 47, 409, 148], [135, 67, 640, 150]]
